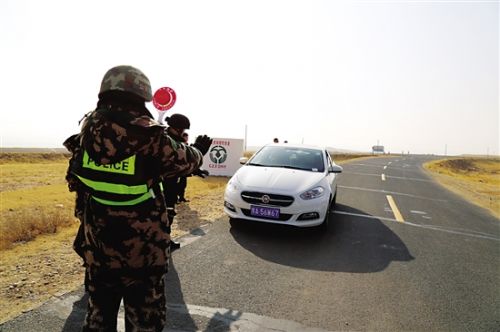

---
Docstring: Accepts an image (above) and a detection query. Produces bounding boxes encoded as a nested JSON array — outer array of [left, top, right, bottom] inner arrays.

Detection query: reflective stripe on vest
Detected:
[[76, 175, 148, 195], [89, 182, 164, 206], [75, 151, 161, 206], [91, 191, 153, 206]]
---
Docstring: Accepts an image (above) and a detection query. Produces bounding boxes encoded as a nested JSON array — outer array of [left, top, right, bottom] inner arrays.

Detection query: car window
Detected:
[[249, 146, 324, 172]]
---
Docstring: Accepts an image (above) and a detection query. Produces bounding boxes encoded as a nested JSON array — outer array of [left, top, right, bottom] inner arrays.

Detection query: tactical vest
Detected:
[[71, 150, 162, 206]]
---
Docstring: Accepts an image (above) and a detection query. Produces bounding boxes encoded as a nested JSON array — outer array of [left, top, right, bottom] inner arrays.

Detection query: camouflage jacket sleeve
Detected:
[[62, 134, 85, 221], [155, 130, 204, 179]]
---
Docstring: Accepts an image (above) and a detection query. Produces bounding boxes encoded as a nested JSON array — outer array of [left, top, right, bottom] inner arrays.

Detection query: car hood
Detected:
[[234, 166, 326, 194]]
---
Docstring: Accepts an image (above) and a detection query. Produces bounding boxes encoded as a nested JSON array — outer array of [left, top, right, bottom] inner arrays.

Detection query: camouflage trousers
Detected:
[[83, 270, 166, 332]]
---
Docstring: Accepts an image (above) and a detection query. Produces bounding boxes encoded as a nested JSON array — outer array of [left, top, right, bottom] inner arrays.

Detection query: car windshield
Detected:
[[248, 146, 325, 172]]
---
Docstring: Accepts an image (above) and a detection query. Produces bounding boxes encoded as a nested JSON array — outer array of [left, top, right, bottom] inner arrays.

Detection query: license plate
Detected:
[[250, 205, 280, 219]]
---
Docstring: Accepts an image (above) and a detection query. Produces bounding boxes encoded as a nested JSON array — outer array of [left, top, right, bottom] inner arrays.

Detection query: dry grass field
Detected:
[[0, 152, 69, 164], [424, 157, 500, 218], [0, 155, 75, 250]]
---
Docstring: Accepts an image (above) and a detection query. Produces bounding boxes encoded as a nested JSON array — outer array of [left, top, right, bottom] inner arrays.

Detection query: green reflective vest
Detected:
[[72, 150, 162, 206]]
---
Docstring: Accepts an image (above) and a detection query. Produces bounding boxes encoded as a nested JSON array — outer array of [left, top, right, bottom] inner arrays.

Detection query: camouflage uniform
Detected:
[[162, 115, 192, 246], [64, 66, 205, 332]]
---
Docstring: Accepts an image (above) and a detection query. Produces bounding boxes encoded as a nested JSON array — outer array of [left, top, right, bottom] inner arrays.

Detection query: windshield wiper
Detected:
[[279, 165, 307, 170], [248, 163, 307, 170]]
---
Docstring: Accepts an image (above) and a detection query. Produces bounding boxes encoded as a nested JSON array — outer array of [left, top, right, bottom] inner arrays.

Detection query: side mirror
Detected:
[[329, 165, 343, 173], [239, 157, 249, 165]]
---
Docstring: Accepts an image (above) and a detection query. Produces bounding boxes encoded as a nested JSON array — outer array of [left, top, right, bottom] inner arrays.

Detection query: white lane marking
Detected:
[[386, 195, 405, 222], [380, 175, 432, 182], [410, 210, 427, 215], [415, 223, 498, 237], [333, 211, 500, 242], [349, 163, 392, 168], [334, 210, 402, 223], [381, 174, 386, 181], [379, 244, 404, 251], [403, 222, 500, 242], [342, 171, 432, 183], [383, 165, 387, 170], [350, 163, 412, 170], [422, 216, 432, 220], [163, 303, 330, 332], [338, 185, 448, 202], [388, 162, 392, 165]]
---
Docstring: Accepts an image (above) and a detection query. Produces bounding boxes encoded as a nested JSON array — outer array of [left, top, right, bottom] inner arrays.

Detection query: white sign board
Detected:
[[203, 138, 244, 176], [372, 145, 385, 153]]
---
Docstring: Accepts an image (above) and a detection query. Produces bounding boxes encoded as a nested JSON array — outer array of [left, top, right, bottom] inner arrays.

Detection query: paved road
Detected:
[[2, 156, 499, 331]]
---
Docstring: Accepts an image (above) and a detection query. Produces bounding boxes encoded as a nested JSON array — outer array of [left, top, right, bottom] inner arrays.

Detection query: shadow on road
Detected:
[[204, 310, 242, 332], [165, 259, 199, 331], [61, 291, 88, 332], [175, 201, 213, 234], [229, 204, 414, 273]]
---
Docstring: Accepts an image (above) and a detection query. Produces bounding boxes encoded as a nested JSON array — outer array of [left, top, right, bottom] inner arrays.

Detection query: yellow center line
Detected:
[[386, 195, 404, 222]]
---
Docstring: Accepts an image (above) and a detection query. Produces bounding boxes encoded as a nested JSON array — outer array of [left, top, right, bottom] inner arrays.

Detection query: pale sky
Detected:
[[1, 0, 498, 155]]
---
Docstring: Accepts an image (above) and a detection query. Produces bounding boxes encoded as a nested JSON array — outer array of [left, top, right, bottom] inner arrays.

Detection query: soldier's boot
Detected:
[[167, 209, 181, 251]]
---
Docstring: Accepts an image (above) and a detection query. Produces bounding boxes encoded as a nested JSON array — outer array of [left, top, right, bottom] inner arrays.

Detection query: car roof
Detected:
[[263, 143, 327, 151]]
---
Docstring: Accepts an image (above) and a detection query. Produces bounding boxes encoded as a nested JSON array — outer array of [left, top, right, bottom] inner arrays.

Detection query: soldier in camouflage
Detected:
[[177, 132, 190, 203], [64, 65, 212, 332], [162, 113, 192, 251]]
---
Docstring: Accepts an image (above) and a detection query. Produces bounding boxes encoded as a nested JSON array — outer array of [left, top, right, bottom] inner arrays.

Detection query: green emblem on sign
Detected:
[[209, 146, 227, 164]]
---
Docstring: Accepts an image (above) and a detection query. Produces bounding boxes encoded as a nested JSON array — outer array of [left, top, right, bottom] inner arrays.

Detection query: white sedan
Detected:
[[224, 143, 342, 229]]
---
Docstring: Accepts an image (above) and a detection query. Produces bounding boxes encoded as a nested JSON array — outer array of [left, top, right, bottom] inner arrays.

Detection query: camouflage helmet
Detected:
[[99, 65, 153, 102], [166, 113, 190, 130]]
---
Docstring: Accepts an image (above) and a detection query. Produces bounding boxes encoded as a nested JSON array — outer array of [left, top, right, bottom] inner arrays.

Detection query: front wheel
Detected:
[[229, 217, 239, 228], [318, 195, 333, 231], [331, 191, 337, 211]]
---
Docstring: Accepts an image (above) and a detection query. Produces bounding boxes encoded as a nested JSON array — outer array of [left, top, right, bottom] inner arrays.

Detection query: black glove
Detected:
[[192, 135, 213, 156], [193, 168, 209, 178]]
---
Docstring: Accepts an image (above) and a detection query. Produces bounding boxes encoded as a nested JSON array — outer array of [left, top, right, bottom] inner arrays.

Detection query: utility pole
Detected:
[[244, 124, 248, 152]]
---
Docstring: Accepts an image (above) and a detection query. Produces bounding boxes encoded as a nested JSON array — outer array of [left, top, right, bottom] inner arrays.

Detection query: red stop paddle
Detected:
[[152, 87, 176, 123]]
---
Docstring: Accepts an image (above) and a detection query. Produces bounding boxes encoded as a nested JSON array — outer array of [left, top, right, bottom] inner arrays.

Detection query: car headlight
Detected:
[[300, 186, 325, 200]]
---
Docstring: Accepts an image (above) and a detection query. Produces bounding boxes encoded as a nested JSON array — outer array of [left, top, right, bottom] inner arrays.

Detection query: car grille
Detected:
[[241, 208, 292, 221], [240, 191, 294, 207]]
